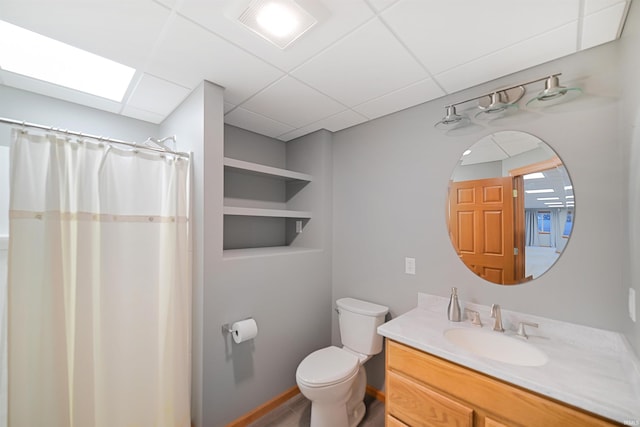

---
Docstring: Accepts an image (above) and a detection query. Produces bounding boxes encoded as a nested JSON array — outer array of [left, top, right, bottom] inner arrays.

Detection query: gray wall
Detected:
[[331, 25, 633, 389], [620, 2, 640, 360], [202, 125, 333, 427], [160, 81, 226, 427]]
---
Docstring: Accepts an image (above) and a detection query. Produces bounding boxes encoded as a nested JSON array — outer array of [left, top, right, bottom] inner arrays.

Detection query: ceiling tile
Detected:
[[317, 109, 369, 132], [291, 18, 428, 106], [120, 105, 166, 124], [0, 0, 171, 69], [126, 74, 191, 118], [171, 0, 374, 71], [147, 15, 284, 105], [225, 107, 295, 138], [224, 102, 236, 114], [367, 0, 401, 12], [583, 0, 627, 15], [354, 78, 445, 120], [276, 109, 368, 141], [381, 0, 580, 76], [240, 76, 345, 128], [434, 22, 579, 94], [581, 2, 628, 49]]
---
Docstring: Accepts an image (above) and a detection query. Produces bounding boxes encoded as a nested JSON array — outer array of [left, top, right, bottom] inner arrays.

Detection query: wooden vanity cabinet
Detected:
[[385, 340, 620, 427]]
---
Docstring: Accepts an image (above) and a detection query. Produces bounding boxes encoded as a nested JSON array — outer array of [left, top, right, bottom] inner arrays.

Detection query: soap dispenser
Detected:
[[448, 287, 461, 322]]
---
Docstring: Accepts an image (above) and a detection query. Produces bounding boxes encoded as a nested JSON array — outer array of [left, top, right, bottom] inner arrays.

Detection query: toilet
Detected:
[[296, 297, 389, 427]]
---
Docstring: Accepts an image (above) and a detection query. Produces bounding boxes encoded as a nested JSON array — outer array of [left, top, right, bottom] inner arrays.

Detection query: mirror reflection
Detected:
[[447, 131, 574, 285]]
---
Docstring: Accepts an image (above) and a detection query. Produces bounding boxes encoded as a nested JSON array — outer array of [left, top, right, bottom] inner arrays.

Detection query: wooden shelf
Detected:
[[224, 157, 312, 182], [223, 206, 312, 219]]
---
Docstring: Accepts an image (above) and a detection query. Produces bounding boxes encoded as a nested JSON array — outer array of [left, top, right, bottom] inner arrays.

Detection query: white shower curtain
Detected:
[[7, 130, 191, 427]]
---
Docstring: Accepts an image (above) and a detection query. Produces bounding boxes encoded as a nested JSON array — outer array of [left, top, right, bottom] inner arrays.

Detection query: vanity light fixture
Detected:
[[474, 86, 524, 120], [434, 73, 581, 130], [237, 0, 318, 49], [433, 105, 470, 130], [526, 74, 582, 108]]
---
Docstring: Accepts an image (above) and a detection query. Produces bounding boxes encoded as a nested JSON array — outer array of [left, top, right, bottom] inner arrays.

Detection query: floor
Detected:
[[247, 393, 385, 427]]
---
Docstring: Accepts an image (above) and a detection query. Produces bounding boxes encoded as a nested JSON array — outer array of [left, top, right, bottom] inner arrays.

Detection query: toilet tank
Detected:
[[337, 298, 389, 356]]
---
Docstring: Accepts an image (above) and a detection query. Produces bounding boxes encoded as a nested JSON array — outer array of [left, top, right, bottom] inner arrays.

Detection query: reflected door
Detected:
[[448, 177, 517, 285]]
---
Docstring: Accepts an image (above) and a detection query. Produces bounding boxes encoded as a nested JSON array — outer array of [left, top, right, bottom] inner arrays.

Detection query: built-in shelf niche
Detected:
[[223, 156, 312, 252]]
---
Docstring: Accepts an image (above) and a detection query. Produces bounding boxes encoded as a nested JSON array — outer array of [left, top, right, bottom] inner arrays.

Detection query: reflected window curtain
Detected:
[[549, 209, 560, 248], [553, 208, 569, 251], [7, 129, 192, 427], [525, 209, 539, 246]]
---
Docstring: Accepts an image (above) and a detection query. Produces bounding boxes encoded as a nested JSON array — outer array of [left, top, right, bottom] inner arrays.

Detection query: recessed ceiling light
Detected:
[[526, 189, 554, 194], [462, 149, 472, 156], [238, 0, 317, 49], [524, 172, 545, 180], [0, 20, 135, 101]]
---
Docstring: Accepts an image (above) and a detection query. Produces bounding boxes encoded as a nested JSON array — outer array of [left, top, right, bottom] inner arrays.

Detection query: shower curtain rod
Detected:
[[0, 116, 189, 158]]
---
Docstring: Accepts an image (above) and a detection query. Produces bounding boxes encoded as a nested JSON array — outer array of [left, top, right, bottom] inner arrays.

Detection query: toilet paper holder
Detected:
[[221, 317, 252, 334]]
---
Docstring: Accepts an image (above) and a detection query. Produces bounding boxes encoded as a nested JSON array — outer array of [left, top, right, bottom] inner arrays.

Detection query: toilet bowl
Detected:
[[296, 346, 362, 427], [295, 298, 388, 427]]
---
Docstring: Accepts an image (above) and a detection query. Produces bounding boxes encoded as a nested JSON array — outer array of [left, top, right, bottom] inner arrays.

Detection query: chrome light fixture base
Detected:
[[434, 105, 470, 130]]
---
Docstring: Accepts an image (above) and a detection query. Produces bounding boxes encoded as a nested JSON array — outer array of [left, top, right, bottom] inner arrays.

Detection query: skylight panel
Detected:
[[0, 20, 135, 102]]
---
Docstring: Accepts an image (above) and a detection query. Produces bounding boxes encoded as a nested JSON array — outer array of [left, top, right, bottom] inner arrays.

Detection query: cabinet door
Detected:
[[483, 417, 510, 427], [387, 371, 474, 427], [387, 414, 411, 427]]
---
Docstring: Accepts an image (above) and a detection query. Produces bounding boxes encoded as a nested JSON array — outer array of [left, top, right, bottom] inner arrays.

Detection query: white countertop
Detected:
[[377, 293, 640, 424]]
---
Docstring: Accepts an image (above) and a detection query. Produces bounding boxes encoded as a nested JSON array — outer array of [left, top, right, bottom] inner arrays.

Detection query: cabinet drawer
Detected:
[[387, 371, 473, 427], [387, 340, 619, 427]]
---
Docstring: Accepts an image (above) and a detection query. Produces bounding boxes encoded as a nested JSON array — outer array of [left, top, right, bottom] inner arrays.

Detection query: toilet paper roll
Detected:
[[232, 318, 258, 344]]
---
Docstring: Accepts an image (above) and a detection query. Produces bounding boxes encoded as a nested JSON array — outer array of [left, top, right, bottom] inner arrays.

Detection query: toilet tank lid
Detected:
[[336, 298, 389, 316]]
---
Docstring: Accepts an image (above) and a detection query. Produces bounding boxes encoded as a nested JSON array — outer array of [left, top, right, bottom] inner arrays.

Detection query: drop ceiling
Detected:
[[0, 0, 631, 141]]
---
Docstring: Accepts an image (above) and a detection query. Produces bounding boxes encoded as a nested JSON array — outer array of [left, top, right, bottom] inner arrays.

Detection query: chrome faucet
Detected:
[[464, 308, 483, 327], [490, 304, 504, 332]]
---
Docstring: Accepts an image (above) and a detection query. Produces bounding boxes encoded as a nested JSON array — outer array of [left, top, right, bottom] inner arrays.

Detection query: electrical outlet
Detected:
[[295, 220, 303, 234], [630, 288, 636, 323], [405, 257, 416, 275]]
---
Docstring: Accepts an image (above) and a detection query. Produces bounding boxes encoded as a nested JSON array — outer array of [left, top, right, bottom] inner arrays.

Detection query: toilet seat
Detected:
[[296, 346, 359, 388]]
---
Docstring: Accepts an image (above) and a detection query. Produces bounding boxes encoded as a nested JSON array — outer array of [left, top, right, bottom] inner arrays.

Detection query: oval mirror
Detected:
[[447, 131, 574, 285]]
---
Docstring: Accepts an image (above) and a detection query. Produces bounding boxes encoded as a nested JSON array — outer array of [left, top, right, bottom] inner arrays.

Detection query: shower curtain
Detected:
[[7, 130, 191, 427]]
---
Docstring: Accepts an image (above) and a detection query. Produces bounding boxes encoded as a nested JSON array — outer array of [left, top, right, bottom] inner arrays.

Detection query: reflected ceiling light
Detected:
[[564, 185, 573, 190], [434, 73, 581, 130], [433, 105, 470, 130], [238, 0, 317, 49], [524, 172, 545, 180], [537, 197, 559, 200], [566, 195, 574, 199], [526, 74, 582, 108], [526, 189, 554, 194]]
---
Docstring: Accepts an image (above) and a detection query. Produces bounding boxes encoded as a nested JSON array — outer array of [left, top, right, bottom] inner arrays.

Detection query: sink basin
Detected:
[[444, 328, 548, 367]]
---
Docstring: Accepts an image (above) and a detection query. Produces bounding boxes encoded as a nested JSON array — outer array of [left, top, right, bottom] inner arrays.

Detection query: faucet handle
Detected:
[[516, 321, 539, 339], [464, 308, 482, 327]]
